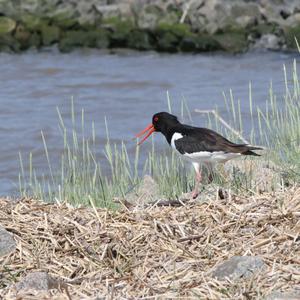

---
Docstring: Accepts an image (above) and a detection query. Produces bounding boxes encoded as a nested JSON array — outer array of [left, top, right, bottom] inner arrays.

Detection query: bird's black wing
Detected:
[[174, 126, 261, 155]]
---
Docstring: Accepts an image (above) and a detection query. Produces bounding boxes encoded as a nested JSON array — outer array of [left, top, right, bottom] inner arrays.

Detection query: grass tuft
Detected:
[[19, 59, 300, 207]]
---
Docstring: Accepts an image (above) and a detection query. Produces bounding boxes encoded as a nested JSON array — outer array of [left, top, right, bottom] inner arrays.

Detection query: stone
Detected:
[[0, 225, 16, 256], [0, 34, 20, 52], [212, 256, 265, 280], [266, 290, 300, 300], [180, 35, 221, 52], [59, 29, 109, 52], [41, 24, 60, 46], [285, 13, 300, 28], [225, 160, 281, 192], [254, 34, 282, 50], [284, 25, 300, 49], [127, 30, 154, 50], [236, 16, 257, 29], [21, 15, 47, 31], [109, 19, 134, 47], [49, 7, 78, 29], [126, 175, 161, 206], [16, 272, 61, 291], [214, 29, 248, 53], [14, 24, 32, 50], [0, 17, 16, 35], [156, 31, 179, 52]]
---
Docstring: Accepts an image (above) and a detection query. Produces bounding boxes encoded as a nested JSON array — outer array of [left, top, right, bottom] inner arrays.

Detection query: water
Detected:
[[0, 48, 298, 196]]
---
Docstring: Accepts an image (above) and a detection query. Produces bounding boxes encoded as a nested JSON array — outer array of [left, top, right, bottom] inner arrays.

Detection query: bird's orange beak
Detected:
[[135, 124, 155, 145]]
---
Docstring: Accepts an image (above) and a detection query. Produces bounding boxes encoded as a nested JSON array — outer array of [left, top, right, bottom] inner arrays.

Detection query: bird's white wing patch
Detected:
[[184, 151, 241, 163], [171, 132, 184, 150]]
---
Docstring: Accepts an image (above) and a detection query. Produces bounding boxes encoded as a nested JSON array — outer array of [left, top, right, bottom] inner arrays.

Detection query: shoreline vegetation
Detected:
[[17, 58, 300, 207], [0, 0, 300, 53]]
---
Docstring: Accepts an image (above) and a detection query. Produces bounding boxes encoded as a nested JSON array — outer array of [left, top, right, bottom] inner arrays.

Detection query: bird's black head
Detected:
[[152, 112, 179, 132], [136, 112, 179, 145]]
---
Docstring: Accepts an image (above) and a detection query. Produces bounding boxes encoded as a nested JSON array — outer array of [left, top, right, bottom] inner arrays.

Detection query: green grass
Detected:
[[19, 59, 300, 207]]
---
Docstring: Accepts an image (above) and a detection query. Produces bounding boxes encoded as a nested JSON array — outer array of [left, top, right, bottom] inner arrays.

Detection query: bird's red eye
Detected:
[[154, 117, 159, 122]]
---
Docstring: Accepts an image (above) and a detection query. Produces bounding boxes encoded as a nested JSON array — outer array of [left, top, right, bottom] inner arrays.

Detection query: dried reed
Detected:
[[1, 186, 299, 299]]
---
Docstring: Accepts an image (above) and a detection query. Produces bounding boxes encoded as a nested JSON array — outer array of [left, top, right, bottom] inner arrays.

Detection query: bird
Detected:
[[135, 112, 262, 199]]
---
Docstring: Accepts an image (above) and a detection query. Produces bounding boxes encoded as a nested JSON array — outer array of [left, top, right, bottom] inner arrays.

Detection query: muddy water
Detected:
[[0, 49, 298, 195]]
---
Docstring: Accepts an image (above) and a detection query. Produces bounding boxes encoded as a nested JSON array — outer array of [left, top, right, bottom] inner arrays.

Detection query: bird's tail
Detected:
[[242, 145, 263, 156]]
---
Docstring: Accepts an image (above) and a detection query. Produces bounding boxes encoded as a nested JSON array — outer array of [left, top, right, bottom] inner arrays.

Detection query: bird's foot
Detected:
[[191, 190, 199, 199]]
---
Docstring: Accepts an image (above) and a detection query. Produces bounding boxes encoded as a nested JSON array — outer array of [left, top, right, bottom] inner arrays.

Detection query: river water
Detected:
[[0, 49, 298, 195]]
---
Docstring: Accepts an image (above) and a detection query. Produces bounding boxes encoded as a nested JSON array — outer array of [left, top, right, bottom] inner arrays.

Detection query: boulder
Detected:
[[212, 256, 265, 280], [14, 24, 32, 50], [21, 14, 47, 31], [127, 29, 154, 50], [180, 34, 221, 52], [59, 29, 109, 52], [254, 33, 283, 50], [0, 17, 16, 35], [266, 290, 300, 300], [41, 24, 60, 46], [224, 159, 280, 192], [126, 175, 161, 206], [0, 225, 16, 256], [15, 272, 63, 292], [213, 29, 248, 53], [284, 25, 300, 49]]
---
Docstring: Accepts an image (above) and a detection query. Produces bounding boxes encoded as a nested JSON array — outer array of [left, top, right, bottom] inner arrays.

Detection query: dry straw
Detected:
[[1, 187, 300, 299]]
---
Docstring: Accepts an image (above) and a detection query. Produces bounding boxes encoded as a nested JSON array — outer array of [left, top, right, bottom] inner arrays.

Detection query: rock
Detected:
[[21, 14, 46, 31], [0, 34, 20, 52], [16, 272, 61, 291], [1, 0, 300, 52], [41, 24, 60, 46], [156, 31, 179, 52], [224, 159, 280, 192], [109, 19, 134, 47], [284, 25, 300, 49], [59, 29, 109, 52], [0, 17, 16, 35], [14, 25, 32, 50], [127, 30, 154, 50], [49, 7, 78, 29], [254, 33, 283, 50], [212, 256, 265, 280], [266, 290, 300, 300], [285, 13, 300, 28], [236, 16, 257, 29], [180, 35, 221, 52], [214, 29, 248, 53], [0, 225, 16, 256], [135, 4, 163, 30], [126, 175, 161, 206]]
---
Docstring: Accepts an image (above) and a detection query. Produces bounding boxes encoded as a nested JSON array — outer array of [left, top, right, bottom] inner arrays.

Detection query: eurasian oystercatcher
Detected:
[[136, 112, 262, 199]]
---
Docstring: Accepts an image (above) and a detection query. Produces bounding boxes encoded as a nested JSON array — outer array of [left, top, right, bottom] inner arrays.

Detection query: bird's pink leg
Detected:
[[191, 163, 202, 199]]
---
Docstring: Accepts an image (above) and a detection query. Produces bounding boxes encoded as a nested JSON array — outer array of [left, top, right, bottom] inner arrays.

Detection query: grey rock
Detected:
[[0, 225, 16, 256], [126, 175, 161, 206], [224, 159, 281, 192], [16, 272, 59, 291], [0, 16, 16, 34], [254, 33, 282, 50], [236, 15, 257, 29], [212, 256, 265, 280], [266, 290, 300, 300], [285, 13, 300, 27]]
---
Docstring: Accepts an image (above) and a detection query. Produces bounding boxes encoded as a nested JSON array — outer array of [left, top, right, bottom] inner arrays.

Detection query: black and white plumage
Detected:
[[136, 112, 262, 198]]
